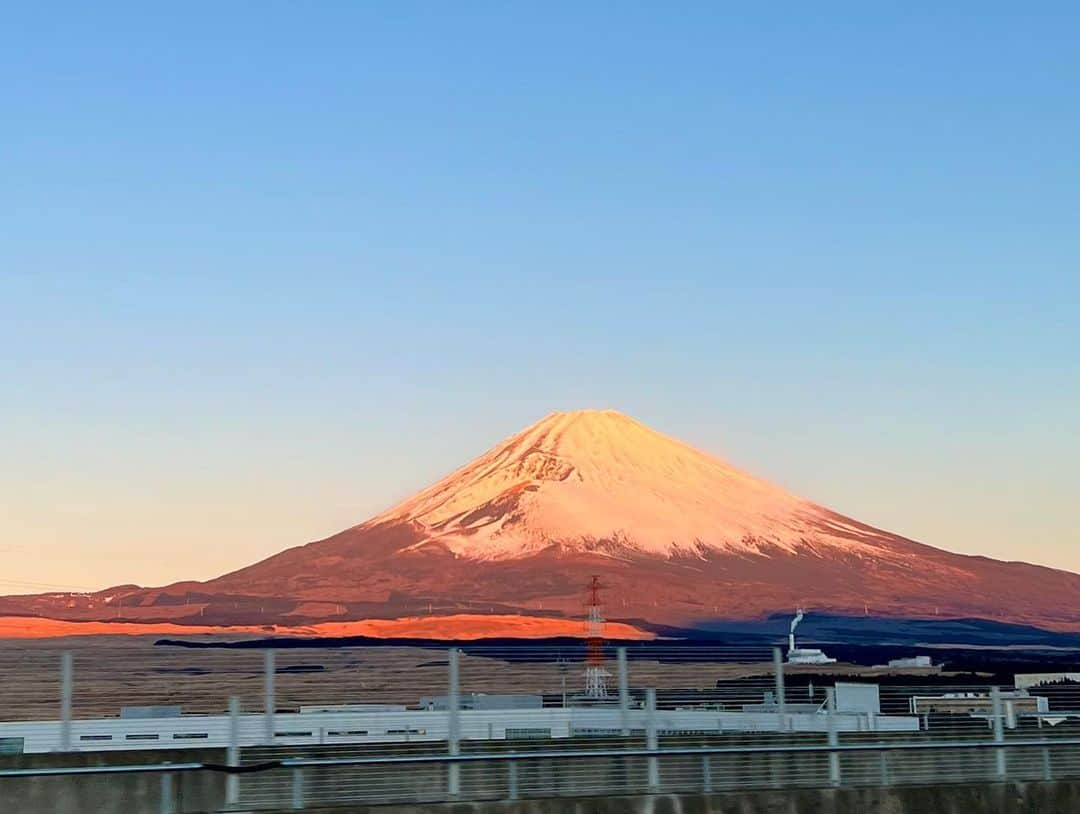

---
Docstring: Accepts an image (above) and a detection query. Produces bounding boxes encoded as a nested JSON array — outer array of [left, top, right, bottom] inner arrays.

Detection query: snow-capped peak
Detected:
[[366, 409, 873, 560]]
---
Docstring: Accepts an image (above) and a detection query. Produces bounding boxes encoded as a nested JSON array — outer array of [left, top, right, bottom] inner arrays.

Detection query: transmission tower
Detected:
[[583, 575, 610, 698]]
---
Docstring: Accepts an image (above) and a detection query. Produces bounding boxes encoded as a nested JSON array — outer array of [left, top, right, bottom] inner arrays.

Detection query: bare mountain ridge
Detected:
[[4, 409, 1080, 633]]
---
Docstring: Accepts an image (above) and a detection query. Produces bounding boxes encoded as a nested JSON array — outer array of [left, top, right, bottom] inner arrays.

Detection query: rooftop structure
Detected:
[[909, 690, 1048, 723], [419, 694, 542, 711], [884, 656, 936, 669]]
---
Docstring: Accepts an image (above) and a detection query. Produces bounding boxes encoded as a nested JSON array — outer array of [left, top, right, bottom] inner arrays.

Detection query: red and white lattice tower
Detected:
[[583, 575, 610, 698]]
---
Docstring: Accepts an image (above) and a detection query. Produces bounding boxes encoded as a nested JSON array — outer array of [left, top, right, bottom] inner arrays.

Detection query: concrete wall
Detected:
[[5, 773, 1080, 813], [0, 749, 226, 814], [296, 782, 1080, 814], [3, 746, 1080, 814]]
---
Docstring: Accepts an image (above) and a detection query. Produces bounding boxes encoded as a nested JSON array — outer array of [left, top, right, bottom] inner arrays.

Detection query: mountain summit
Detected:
[[4, 410, 1080, 633], [369, 409, 891, 561]]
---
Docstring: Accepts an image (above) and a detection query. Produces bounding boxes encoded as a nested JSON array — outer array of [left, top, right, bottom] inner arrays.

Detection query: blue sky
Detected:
[[2, 3, 1078, 589]]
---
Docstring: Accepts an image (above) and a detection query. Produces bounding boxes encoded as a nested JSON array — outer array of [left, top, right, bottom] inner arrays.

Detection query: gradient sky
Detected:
[[2, 3, 1078, 592]]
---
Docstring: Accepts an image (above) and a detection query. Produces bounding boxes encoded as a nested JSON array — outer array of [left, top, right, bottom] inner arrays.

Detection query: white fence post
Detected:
[[291, 766, 305, 809], [617, 647, 630, 737], [226, 695, 241, 807], [447, 648, 461, 797], [826, 687, 840, 787], [264, 649, 276, 745], [508, 756, 519, 800], [646, 688, 659, 791], [991, 686, 1006, 779], [159, 762, 174, 814], [773, 647, 786, 731], [59, 652, 73, 752]]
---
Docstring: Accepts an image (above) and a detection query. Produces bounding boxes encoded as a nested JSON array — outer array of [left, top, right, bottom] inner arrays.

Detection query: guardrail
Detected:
[[4, 736, 1080, 812]]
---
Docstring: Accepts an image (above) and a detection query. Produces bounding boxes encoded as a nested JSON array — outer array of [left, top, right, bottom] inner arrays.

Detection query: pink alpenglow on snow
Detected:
[[372, 409, 902, 560]]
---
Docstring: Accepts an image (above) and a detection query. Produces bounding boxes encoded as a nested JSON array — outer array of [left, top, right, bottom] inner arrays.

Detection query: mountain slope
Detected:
[[196, 409, 1080, 631], [3, 409, 1079, 633]]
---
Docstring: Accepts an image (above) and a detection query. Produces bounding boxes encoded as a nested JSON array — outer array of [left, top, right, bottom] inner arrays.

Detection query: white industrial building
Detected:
[[0, 685, 918, 755], [883, 656, 936, 669], [908, 690, 1049, 720]]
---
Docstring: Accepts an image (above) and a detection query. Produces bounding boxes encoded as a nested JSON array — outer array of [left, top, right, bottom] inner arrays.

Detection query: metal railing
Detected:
[[3, 639, 1080, 811], [4, 736, 1080, 812]]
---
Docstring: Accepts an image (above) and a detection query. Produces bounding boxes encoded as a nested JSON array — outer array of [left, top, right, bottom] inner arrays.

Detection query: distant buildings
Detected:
[[1014, 672, 1080, 690], [0, 683, 920, 754], [883, 656, 935, 669], [420, 693, 543, 711], [909, 690, 1048, 721]]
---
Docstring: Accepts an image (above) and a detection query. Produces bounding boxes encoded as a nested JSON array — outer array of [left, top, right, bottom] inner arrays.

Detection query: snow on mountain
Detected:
[[368, 409, 891, 561]]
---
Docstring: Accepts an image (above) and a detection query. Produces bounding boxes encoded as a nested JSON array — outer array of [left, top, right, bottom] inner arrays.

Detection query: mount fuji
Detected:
[[4, 409, 1079, 636]]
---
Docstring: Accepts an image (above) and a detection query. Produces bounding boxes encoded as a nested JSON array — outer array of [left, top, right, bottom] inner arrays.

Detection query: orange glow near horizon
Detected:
[[0, 613, 655, 641]]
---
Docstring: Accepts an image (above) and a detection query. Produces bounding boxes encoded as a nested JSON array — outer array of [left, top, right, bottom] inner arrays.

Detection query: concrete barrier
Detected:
[[292, 781, 1080, 813], [0, 749, 226, 814], [3, 747, 1080, 813]]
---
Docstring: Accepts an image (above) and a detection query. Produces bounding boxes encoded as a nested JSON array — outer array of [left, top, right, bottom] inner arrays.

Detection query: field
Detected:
[[0, 635, 777, 722]]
